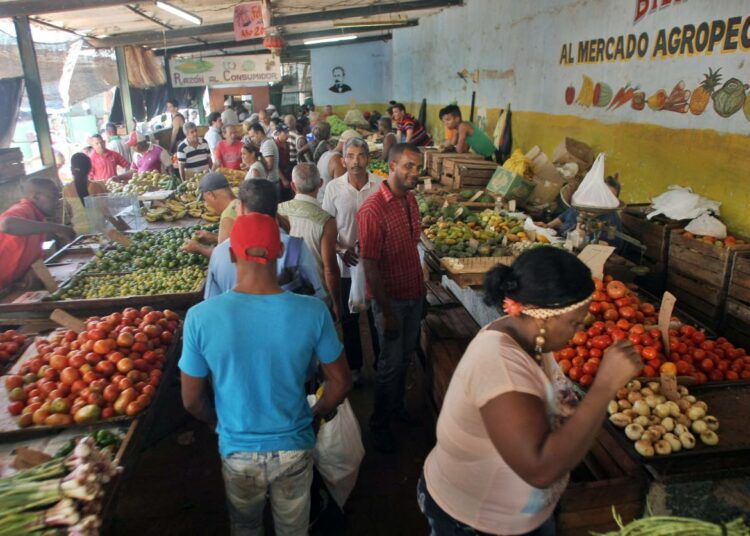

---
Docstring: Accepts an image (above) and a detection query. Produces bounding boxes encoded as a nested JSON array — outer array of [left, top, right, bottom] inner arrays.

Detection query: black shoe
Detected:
[[395, 408, 422, 426], [371, 427, 396, 453]]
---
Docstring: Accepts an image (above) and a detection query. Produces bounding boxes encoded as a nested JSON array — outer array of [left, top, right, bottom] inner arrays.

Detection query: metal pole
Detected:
[[13, 16, 54, 168], [114, 47, 134, 132]]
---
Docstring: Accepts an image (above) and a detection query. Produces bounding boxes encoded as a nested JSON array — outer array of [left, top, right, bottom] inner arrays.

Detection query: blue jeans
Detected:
[[417, 474, 556, 536], [371, 298, 423, 429], [222, 450, 313, 536]]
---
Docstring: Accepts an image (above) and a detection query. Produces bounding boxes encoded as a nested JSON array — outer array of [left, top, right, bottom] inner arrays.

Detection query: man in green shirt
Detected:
[[439, 105, 499, 161]]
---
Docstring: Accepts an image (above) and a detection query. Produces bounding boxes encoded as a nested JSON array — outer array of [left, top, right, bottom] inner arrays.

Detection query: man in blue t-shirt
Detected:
[[180, 213, 351, 535], [204, 179, 327, 301]]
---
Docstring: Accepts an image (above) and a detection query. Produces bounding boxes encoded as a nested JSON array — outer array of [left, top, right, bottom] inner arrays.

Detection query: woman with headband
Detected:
[[418, 247, 642, 535]]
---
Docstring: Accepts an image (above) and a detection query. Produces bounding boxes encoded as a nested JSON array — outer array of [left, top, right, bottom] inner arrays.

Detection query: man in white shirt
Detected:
[[205, 113, 223, 158], [221, 100, 239, 126], [105, 122, 131, 163], [322, 137, 382, 384], [249, 123, 280, 186]]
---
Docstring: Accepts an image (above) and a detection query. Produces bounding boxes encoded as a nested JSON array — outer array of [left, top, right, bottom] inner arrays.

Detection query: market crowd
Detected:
[[0, 101, 643, 536]]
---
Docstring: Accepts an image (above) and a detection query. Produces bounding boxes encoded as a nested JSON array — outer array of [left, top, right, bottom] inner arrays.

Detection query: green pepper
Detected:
[[94, 430, 119, 448], [55, 439, 76, 458]]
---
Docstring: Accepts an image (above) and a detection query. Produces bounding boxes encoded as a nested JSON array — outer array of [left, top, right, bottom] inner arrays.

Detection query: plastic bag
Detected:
[[571, 153, 620, 208], [348, 263, 368, 314], [312, 398, 365, 509], [523, 217, 561, 243], [646, 186, 721, 221], [684, 214, 727, 239]]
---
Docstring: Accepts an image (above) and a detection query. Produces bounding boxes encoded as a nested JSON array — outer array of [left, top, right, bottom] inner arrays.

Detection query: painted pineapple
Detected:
[[689, 68, 722, 116]]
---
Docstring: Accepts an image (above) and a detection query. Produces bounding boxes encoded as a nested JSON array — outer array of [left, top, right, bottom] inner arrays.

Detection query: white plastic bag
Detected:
[[647, 186, 721, 221], [571, 153, 620, 208], [313, 399, 365, 509], [684, 214, 727, 239], [523, 217, 561, 243], [348, 263, 368, 314]]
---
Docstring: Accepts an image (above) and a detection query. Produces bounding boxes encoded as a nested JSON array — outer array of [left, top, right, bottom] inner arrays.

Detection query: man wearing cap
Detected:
[[221, 100, 239, 126], [357, 143, 426, 452], [176, 122, 212, 181], [180, 212, 351, 536], [204, 179, 326, 302], [88, 134, 132, 181], [183, 172, 238, 256], [130, 133, 172, 174]]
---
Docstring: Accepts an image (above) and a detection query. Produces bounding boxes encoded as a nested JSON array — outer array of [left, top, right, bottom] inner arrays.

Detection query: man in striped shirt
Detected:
[[389, 103, 433, 147], [177, 122, 212, 181]]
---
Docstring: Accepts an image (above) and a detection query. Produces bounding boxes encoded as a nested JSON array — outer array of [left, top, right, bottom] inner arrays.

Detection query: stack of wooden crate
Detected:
[[425, 151, 484, 180], [0, 148, 25, 183], [440, 158, 498, 190], [620, 204, 684, 294], [667, 230, 750, 329], [723, 254, 750, 348]]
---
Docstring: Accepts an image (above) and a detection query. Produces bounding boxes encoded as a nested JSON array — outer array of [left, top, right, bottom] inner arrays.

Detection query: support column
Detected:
[[115, 47, 134, 132], [13, 16, 54, 168]]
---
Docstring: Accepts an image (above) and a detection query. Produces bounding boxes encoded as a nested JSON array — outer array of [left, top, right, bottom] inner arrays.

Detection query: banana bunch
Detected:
[[502, 149, 533, 179], [576, 75, 595, 107], [144, 199, 188, 223], [215, 167, 246, 186]]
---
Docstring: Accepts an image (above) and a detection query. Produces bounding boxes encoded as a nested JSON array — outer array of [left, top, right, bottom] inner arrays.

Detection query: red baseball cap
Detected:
[[230, 213, 282, 264]]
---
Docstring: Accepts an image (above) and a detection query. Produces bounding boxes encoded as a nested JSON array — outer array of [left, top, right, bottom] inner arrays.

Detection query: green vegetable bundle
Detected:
[[593, 507, 750, 536]]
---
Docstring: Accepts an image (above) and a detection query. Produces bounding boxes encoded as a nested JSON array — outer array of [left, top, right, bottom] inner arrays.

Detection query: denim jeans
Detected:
[[417, 474, 556, 536], [370, 298, 423, 429], [222, 450, 313, 536], [340, 277, 380, 371]]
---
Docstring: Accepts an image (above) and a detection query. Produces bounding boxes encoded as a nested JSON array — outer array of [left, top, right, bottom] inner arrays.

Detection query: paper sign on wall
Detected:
[[233, 2, 265, 41], [170, 54, 281, 88], [577, 244, 615, 279]]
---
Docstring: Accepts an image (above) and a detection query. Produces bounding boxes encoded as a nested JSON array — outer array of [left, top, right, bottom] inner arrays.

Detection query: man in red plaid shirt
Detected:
[[357, 143, 425, 452]]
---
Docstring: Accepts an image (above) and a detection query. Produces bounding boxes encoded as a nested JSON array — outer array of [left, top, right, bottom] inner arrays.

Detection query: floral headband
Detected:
[[503, 295, 593, 320]]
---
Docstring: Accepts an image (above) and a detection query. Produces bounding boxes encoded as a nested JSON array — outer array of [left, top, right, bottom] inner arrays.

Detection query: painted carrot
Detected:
[[611, 86, 638, 110], [606, 84, 629, 110]]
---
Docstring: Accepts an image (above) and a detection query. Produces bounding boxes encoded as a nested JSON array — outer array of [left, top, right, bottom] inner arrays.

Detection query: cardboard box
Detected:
[[552, 137, 594, 172], [525, 147, 565, 206], [486, 167, 535, 205]]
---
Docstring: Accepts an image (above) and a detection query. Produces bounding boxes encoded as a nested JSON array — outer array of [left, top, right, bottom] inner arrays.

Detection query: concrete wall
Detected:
[[391, 0, 750, 234], [311, 40, 392, 110]]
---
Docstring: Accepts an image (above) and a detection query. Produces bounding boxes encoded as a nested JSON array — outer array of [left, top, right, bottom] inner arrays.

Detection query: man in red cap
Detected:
[[179, 213, 352, 535]]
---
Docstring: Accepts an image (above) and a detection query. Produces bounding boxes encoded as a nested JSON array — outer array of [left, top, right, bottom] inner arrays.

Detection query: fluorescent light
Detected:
[[303, 35, 358, 45], [155, 1, 202, 25]]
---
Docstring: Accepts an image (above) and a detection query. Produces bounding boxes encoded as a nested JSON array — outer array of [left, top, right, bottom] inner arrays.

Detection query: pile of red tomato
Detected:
[[3, 307, 180, 428], [554, 276, 750, 387], [0, 330, 27, 361]]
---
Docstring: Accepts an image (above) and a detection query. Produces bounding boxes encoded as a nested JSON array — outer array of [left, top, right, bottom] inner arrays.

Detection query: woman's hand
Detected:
[[595, 340, 642, 392]]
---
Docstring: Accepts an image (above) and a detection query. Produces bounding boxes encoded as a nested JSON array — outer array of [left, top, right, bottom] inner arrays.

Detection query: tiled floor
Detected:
[[106, 324, 434, 536]]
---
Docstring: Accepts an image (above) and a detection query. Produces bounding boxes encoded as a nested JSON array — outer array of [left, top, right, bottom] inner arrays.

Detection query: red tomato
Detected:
[[8, 401, 24, 415], [692, 331, 706, 344], [700, 358, 715, 372], [709, 369, 724, 382], [641, 346, 659, 360], [676, 360, 692, 375], [568, 367, 582, 382], [582, 361, 599, 375], [571, 332, 588, 346], [572, 356, 585, 367], [579, 373, 594, 387], [589, 348, 603, 359], [726, 370, 739, 381], [603, 309, 620, 322], [60, 367, 80, 385], [606, 281, 628, 300], [592, 335, 613, 350], [560, 348, 576, 360], [642, 365, 657, 377]]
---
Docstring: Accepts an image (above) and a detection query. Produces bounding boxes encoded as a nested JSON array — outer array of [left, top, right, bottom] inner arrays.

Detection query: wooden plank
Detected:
[[668, 286, 722, 321], [670, 229, 725, 260], [669, 247, 727, 288], [734, 255, 750, 276], [729, 282, 750, 305], [667, 272, 723, 306], [726, 298, 750, 325]]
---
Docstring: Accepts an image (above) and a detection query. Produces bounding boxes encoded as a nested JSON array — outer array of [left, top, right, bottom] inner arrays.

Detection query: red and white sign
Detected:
[[234, 2, 265, 41]]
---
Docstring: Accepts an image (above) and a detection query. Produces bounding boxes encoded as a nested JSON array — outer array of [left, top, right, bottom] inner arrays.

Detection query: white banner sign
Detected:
[[170, 54, 281, 88]]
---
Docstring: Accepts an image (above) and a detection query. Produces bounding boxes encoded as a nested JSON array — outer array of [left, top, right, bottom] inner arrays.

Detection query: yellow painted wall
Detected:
[[403, 101, 750, 236], [329, 103, 389, 118]]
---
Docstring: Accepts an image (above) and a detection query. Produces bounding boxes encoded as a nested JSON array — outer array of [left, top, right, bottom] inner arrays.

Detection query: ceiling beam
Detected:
[[90, 22, 234, 48], [156, 21, 417, 56], [269, 0, 462, 26], [0, 0, 132, 18]]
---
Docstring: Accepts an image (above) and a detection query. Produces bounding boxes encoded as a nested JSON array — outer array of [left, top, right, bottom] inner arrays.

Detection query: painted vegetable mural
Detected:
[[564, 67, 750, 122]]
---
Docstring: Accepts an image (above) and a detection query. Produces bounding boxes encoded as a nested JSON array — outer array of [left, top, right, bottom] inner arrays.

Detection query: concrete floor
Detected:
[[106, 325, 434, 536]]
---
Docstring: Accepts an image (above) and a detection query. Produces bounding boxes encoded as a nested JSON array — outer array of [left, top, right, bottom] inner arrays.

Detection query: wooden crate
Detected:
[[621, 205, 684, 264], [425, 152, 483, 179], [723, 298, 750, 350], [667, 271, 725, 328], [440, 159, 498, 189], [728, 254, 750, 305]]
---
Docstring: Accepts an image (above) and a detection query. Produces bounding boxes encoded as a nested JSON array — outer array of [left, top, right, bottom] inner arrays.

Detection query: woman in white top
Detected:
[[419, 247, 642, 535], [242, 143, 268, 180]]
